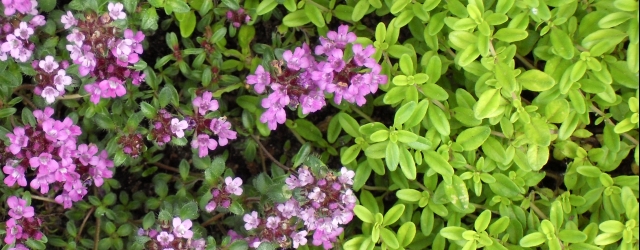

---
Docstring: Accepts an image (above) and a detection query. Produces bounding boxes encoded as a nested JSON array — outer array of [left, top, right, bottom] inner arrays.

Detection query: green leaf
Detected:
[[440, 226, 467, 241], [456, 126, 491, 151], [404, 99, 430, 128], [256, 0, 278, 15], [399, 54, 414, 75], [599, 220, 625, 233], [93, 113, 116, 130], [383, 204, 405, 226], [341, 144, 361, 165], [158, 85, 179, 108], [558, 230, 587, 243], [488, 173, 521, 198], [179, 11, 197, 37], [282, 10, 311, 27], [421, 83, 448, 100], [354, 205, 375, 223], [520, 232, 546, 247], [493, 28, 529, 42], [424, 150, 454, 184], [338, 113, 361, 137], [390, 0, 411, 14], [395, 101, 417, 128], [481, 136, 507, 164], [445, 175, 470, 210], [399, 147, 417, 180], [550, 28, 575, 59], [380, 228, 400, 249], [386, 141, 400, 171], [0, 107, 16, 118], [167, 0, 191, 13], [603, 124, 620, 152], [525, 116, 551, 146], [518, 69, 556, 91], [474, 88, 502, 119], [305, 4, 325, 27], [179, 201, 199, 220], [397, 222, 417, 247], [352, 0, 370, 22], [427, 105, 450, 136], [397, 189, 422, 202]]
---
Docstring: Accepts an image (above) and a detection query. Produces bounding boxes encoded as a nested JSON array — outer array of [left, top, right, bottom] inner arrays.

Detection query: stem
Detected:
[[76, 206, 96, 242], [491, 131, 507, 138], [31, 195, 56, 203], [56, 94, 86, 100], [529, 192, 549, 220], [350, 105, 375, 123], [306, 0, 330, 12], [201, 213, 226, 227], [362, 185, 388, 191], [94, 216, 101, 250], [12, 84, 35, 92], [590, 104, 639, 146], [288, 126, 307, 145], [250, 134, 292, 172], [515, 53, 537, 70], [470, 203, 500, 215], [431, 99, 449, 114], [152, 162, 180, 173], [19, 94, 37, 110]]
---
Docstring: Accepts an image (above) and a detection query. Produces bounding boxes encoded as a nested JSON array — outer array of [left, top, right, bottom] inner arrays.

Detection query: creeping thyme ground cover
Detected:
[[0, 0, 638, 249]]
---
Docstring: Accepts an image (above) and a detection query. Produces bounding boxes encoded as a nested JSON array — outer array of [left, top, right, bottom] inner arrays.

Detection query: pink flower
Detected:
[[338, 167, 355, 185], [209, 118, 236, 146], [98, 77, 126, 98], [170, 118, 189, 138], [108, 2, 127, 20], [4, 218, 22, 245], [14, 22, 33, 40], [7, 196, 34, 220], [224, 177, 243, 196], [3, 161, 27, 187], [41, 86, 59, 104], [156, 231, 174, 246], [243, 211, 260, 230], [192, 91, 219, 115], [84, 83, 102, 104], [191, 134, 217, 158], [53, 69, 72, 91], [61, 11, 77, 29], [6, 127, 28, 154], [246, 65, 270, 94], [291, 230, 308, 248], [39, 55, 59, 73], [172, 218, 193, 239]]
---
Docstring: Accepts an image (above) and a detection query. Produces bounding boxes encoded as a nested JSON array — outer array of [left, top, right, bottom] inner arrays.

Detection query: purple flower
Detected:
[[61, 11, 77, 29], [224, 177, 243, 196], [53, 69, 72, 91], [352, 44, 376, 67], [41, 86, 59, 104], [3, 162, 27, 187], [246, 65, 270, 94], [98, 77, 126, 98], [191, 134, 217, 158], [78, 52, 96, 76], [291, 231, 308, 248], [170, 118, 189, 138], [283, 47, 310, 70], [77, 144, 99, 166], [157, 231, 174, 246], [7, 127, 28, 154], [13, 22, 33, 40], [265, 216, 280, 229], [243, 211, 260, 230], [297, 168, 315, 187], [172, 218, 193, 239], [1, 34, 23, 58], [66, 29, 85, 46], [108, 2, 126, 20], [84, 83, 102, 104], [66, 179, 88, 201], [209, 118, 236, 146], [30, 15, 46, 26], [192, 91, 219, 115], [7, 196, 34, 220], [29, 153, 59, 174], [276, 199, 298, 219], [205, 201, 217, 212], [327, 25, 357, 47], [338, 167, 355, 185], [4, 218, 22, 245], [39, 56, 59, 73], [42, 119, 69, 141]]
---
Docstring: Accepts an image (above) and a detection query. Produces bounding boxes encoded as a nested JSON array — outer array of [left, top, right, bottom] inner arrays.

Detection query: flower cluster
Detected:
[[0, 0, 46, 62], [137, 217, 206, 250], [146, 91, 237, 157], [204, 177, 243, 212], [2, 107, 114, 209], [246, 25, 387, 130], [117, 133, 144, 158], [226, 8, 251, 28], [32, 56, 73, 104], [236, 167, 356, 249], [3, 196, 43, 248], [59, 4, 145, 104]]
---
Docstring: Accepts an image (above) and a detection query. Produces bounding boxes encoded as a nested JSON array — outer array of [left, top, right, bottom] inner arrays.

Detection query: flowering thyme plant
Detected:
[[0, 0, 638, 249]]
